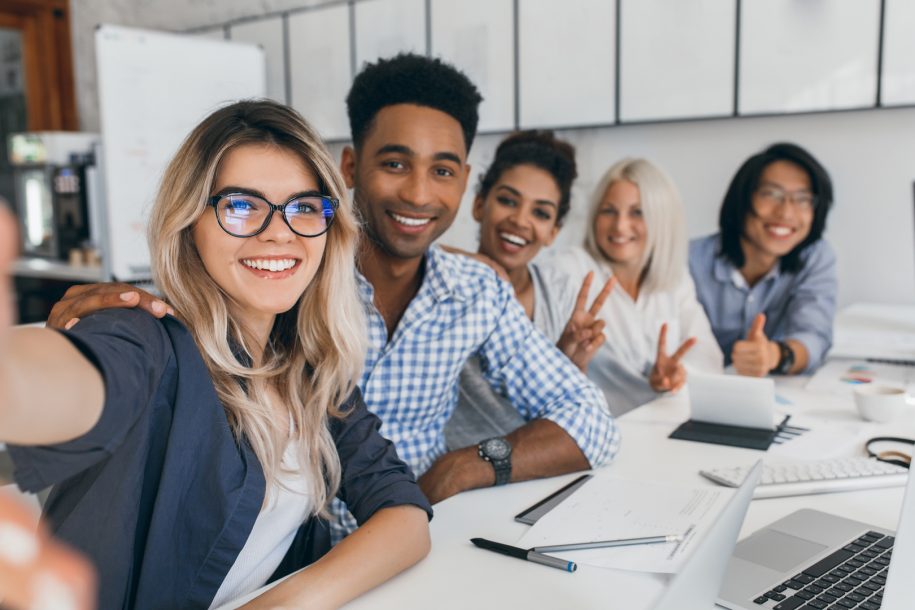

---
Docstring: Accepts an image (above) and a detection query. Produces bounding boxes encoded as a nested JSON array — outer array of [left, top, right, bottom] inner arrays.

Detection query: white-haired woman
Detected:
[[544, 158, 723, 415], [0, 101, 430, 609]]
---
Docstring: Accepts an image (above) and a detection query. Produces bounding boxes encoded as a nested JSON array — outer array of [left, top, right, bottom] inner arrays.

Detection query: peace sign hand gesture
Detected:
[[556, 271, 616, 372], [648, 322, 697, 393]]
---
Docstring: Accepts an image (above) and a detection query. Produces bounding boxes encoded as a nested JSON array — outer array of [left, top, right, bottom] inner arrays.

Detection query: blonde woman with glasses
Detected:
[[544, 158, 723, 415], [0, 101, 430, 609]]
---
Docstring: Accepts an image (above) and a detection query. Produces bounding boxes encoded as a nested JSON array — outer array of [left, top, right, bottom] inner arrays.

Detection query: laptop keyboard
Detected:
[[752, 530, 893, 609]]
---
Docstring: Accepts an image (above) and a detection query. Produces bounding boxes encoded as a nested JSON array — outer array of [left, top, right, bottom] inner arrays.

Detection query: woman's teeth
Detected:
[[391, 212, 431, 227], [499, 232, 527, 247], [242, 258, 297, 272]]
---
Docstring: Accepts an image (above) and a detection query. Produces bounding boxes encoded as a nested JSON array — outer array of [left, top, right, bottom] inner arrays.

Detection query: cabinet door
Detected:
[[739, 0, 880, 114], [881, 0, 915, 106], [620, 0, 734, 122], [518, 0, 616, 129], [230, 17, 286, 103], [288, 4, 352, 141], [354, 0, 426, 70], [430, 0, 515, 133]]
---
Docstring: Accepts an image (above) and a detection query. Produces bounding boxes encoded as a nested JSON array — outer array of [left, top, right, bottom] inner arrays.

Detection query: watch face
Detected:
[[482, 438, 511, 460]]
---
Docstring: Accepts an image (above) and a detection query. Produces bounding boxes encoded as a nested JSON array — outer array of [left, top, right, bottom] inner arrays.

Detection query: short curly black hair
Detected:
[[346, 53, 483, 152], [477, 130, 577, 226]]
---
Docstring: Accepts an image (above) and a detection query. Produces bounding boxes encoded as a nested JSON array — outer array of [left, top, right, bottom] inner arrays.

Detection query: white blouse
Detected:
[[210, 442, 314, 609], [543, 246, 723, 416]]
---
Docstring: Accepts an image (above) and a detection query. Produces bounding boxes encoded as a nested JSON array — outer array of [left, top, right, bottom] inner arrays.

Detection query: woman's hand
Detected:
[[0, 491, 97, 610], [649, 323, 696, 393], [556, 271, 616, 372], [1, 206, 16, 347]]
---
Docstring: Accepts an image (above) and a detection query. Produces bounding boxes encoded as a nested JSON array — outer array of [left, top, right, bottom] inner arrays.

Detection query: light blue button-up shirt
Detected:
[[688, 233, 837, 372]]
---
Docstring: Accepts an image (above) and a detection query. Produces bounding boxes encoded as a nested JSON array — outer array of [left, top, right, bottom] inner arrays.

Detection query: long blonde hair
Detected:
[[583, 158, 687, 294], [147, 100, 366, 512]]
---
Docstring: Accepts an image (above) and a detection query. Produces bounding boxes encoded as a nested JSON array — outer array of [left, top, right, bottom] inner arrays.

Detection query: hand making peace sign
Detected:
[[556, 271, 617, 372], [648, 322, 697, 393]]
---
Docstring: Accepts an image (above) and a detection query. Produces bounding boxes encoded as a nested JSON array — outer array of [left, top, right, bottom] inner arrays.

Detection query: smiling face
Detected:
[[473, 164, 561, 272], [742, 160, 814, 262], [192, 143, 327, 333], [593, 179, 647, 272], [342, 103, 470, 261]]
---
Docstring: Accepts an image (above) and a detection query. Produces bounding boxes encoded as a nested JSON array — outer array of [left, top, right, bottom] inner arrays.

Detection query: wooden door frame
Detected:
[[0, 0, 78, 130]]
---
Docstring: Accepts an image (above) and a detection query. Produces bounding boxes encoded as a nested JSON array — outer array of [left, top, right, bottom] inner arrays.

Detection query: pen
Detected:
[[532, 534, 682, 553], [470, 538, 577, 573]]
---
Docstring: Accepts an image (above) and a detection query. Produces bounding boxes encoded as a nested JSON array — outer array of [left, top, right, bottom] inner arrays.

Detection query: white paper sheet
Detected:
[[516, 477, 733, 574]]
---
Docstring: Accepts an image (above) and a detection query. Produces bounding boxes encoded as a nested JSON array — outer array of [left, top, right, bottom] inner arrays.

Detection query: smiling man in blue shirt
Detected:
[[338, 54, 618, 509], [689, 142, 837, 377]]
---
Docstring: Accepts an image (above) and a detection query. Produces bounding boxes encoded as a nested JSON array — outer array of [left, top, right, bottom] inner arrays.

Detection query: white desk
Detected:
[[342, 385, 914, 610]]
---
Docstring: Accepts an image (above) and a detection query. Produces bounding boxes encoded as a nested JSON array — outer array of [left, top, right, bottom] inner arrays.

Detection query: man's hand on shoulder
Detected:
[[417, 446, 493, 505], [48, 283, 174, 330]]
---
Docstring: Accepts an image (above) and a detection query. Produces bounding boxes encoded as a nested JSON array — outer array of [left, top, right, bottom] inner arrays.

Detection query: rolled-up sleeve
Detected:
[[332, 388, 433, 525], [782, 242, 838, 372], [477, 282, 620, 468]]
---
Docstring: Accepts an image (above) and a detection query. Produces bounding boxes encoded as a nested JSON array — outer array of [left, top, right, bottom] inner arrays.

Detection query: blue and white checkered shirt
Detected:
[[332, 246, 619, 539]]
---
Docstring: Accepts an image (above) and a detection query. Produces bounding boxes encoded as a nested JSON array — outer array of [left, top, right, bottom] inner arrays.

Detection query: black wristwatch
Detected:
[[771, 341, 795, 375], [478, 437, 513, 486]]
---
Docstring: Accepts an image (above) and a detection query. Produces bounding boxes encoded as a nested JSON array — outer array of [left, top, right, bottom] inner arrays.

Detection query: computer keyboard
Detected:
[[700, 457, 909, 499]]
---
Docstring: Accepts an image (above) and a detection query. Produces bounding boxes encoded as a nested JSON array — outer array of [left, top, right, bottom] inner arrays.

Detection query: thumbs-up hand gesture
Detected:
[[556, 271, 616, 372], [648, 322, 696, 393], [731, 313, 780, 377]]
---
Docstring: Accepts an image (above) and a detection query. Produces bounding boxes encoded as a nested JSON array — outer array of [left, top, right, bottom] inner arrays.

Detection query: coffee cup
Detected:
[[853, 385, 909, 423]]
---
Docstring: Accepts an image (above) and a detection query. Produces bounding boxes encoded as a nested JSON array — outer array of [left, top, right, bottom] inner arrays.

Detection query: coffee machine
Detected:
[[8, 132, 101, 261]]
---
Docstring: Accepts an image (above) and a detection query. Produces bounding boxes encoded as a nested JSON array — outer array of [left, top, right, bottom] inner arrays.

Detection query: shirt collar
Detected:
[[714, 251, 781, 288], [355, 245, 466, 307]]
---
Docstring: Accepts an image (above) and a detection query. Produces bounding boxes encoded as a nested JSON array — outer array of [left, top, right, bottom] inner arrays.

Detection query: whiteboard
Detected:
[[95, 24, 266, 281], [518, 0, 615, 129], [430, 0, 515, 132], [881, 0, 915, 106], [620, 0, 734, 122], [288, 5, 352, 141], [230, 17, 286, 103], [739, 0, 880, 115], [354, 0, 426, 71]]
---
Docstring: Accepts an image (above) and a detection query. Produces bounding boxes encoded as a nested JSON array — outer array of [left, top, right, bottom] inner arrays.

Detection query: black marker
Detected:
[[470, 538, 577, 573]]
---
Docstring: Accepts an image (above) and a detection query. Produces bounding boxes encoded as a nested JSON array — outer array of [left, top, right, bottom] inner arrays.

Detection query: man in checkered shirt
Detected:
[[335, 53, 620, 518]]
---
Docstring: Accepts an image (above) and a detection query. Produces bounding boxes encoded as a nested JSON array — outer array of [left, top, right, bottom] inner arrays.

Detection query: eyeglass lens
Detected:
[[755, 187, 815, 210], [215, 193, 334, 237]]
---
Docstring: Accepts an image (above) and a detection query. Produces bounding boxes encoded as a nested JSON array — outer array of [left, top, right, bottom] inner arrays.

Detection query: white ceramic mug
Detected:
[[853, 385, 909, 423]]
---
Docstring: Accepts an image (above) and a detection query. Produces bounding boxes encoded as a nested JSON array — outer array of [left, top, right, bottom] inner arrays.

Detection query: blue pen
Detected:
[[471, 537, 577, 573]]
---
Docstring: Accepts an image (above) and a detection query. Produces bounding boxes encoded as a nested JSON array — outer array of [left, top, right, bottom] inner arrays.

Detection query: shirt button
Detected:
[[747, 296, 754, 303]]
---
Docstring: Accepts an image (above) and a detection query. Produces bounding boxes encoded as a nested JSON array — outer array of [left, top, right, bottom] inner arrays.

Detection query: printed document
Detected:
[[517, 477, 732, 573]]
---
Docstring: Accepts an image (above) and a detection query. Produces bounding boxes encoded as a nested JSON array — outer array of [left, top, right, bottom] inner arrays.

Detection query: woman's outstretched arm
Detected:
[[0, 208, 104, 445], [240, 505, 430, 609]]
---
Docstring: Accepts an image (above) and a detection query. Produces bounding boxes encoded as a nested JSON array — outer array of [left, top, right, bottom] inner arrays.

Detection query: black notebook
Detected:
[[669, 419, 777, 451]]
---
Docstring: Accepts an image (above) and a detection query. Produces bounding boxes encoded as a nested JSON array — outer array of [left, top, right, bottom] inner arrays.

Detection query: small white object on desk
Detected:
[[854, 384, 911, 422]]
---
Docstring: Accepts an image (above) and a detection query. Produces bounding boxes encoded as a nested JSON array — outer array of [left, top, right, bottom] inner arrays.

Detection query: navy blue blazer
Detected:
[[8, 309, 431, 609]]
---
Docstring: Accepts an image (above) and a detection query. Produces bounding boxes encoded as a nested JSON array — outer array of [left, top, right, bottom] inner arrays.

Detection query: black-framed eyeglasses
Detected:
[[208, 192, 338, 238], [753, 186, 817, 212]]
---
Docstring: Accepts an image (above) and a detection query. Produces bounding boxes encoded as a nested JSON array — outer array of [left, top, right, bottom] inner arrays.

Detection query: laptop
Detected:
[[719, 464, 914, 609], [652, 461, 763, 610]]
